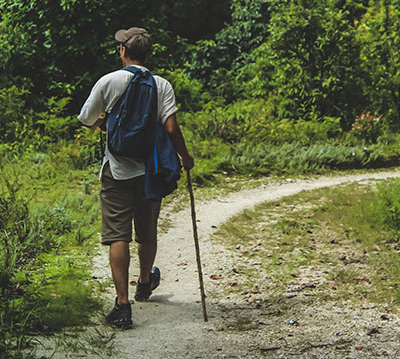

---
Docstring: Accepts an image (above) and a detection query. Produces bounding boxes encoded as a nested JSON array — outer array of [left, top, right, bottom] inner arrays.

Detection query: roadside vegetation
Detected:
[[210, 180, 400, 357], [213, 180, 400, 306], [2, 0, 400, 357]]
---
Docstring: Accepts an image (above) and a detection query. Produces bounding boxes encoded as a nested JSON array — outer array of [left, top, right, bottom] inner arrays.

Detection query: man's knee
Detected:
[[136, 238, 157, 246]]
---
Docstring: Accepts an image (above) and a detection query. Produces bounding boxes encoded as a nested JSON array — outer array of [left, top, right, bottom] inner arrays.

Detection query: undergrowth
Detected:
[[0, 156, 101, 359], [212, 180, 400, 308]]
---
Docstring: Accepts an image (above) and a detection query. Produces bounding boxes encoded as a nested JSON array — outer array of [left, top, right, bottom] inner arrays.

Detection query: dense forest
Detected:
[[2, 0, 400, 176], [2, 0, 400, 357]]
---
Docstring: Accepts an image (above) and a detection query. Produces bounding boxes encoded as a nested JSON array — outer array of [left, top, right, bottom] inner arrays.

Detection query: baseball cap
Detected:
[[114, 27, 152, 58], [114, 27, 149, 43]]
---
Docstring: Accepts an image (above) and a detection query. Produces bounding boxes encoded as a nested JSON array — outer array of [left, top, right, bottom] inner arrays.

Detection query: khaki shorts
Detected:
[[100, 162, 161, 245]]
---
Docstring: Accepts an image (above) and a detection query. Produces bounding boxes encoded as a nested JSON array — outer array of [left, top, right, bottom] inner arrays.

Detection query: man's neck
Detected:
[[123, 58, 144, 67]]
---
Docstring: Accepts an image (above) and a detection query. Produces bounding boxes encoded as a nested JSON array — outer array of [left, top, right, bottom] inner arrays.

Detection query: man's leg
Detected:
[[138, 241, 157, 284], [109, 241, 130, 304]]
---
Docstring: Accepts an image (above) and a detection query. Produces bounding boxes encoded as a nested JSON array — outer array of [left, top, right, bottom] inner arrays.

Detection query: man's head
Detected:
[[115, 27, 151, 63]]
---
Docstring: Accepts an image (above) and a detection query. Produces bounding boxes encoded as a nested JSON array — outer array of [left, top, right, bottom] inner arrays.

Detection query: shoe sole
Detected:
[[150, 266, 160, 291]]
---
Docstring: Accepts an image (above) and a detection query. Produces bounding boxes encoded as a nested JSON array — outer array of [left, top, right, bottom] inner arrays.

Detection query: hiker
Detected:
[[78, 27, 194, 328]]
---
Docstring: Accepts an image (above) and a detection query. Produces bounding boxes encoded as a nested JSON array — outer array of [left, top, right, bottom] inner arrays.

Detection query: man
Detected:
[[78, 27, 194, 328]]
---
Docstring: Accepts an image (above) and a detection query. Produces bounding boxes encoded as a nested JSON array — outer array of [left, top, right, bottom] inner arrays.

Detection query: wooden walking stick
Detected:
[[186, 169, 208, 322]]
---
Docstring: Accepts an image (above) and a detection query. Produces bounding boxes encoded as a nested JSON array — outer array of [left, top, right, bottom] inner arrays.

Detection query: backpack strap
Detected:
[[122, 65, 154, 78]]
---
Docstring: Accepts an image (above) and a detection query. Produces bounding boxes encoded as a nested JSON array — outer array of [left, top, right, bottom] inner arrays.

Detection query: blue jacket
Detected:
[[144, 122, 181, 201]]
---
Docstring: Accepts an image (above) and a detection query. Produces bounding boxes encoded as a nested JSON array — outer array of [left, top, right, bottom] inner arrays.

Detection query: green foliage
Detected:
[[181, 99, 342, 147], [0, 0, 229, 113], [0, 86, 30, 143], [0, 180, 30, 290], [350, 112, 383, 143], [157, 68, 210, 112], [157, 0, 231, 41], [0, 160, 101, 358], [357, 1, 400, 126], [188, 0, 277, 90], [236, 0, 364, 125], [372, 179, 400, 235], [36, 97, 79, 141], [220, 142, 399, 175]]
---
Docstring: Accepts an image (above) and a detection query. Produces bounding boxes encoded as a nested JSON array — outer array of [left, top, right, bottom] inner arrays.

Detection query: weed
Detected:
[[0, 153, 103, 358], [212, 181, 400, 310]]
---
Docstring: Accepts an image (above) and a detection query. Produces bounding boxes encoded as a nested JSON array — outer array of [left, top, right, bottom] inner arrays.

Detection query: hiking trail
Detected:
[[53, 170, 400, 358]]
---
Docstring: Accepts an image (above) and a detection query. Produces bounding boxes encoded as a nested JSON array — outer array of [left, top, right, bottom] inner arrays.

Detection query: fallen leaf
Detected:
[[129, 280, 137, 286], [178, 260, 188, 266], [367, 328, 380, 336], [285, 293, 297, 299], [259, 345, 281, 352], [228, 281, 238, 286], [210, 274, 222, 280], [355, 346, 363, 351]]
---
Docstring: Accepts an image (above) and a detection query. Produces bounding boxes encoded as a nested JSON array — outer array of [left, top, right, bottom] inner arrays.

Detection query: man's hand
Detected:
[[90, 114, 107, 131], [97, 114, 107, 131], [182, 155, 194, 171]]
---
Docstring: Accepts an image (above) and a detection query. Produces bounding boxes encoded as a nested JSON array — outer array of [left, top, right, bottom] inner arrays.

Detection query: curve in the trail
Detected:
[[102, 169, 400, 359]]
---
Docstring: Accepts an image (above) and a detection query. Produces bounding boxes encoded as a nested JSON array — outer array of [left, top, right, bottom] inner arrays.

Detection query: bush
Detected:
[[350, 112, 383, 143], [235, 0, 364, 126], [157, 68, 210, 112], [219, 142, 399, 175], [372, 179, 400, 235], [0, 86, 30, 143], [357, 2, 400, 127], [0, 168, 99, 358], [36, 97, 80, 142]]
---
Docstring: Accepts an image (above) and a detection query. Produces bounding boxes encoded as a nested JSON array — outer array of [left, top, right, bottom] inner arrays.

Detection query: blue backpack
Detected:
[[107, 66, 158, 159]]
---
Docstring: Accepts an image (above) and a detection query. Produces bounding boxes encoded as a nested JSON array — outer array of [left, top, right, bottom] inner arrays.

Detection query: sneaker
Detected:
[[106, 297, 132, 328], [134, 266, 161, 302]]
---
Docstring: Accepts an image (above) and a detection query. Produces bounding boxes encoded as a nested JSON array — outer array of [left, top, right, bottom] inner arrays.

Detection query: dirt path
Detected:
[[91, 170, 400, 359]]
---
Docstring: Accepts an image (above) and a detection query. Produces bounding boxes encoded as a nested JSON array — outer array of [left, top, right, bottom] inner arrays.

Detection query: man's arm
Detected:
[[78, 79, 106, 128], [164, 114, 194, 170], [88, 114, 107, 130]]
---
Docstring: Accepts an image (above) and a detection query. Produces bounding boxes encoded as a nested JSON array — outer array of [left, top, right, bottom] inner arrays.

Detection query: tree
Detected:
[[358, 0, 400, 126], [0, 0, 229, 113], [187, 0, 280, 93], [235, 0, 365, 126]]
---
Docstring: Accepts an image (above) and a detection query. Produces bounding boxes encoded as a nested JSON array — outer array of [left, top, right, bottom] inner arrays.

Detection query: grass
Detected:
[[0, 152, 103, 358], [2, 137, 400, 358], [211, 180, 400, 309], [34, 327, 118, 358]]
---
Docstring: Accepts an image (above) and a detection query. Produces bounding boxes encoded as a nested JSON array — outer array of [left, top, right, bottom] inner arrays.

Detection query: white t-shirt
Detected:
[[78, 65, 178, 180]]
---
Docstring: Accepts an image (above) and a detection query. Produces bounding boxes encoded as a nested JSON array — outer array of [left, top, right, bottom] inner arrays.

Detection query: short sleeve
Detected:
[[77, 78, 106, 126], [157, 79, 178, 125]]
